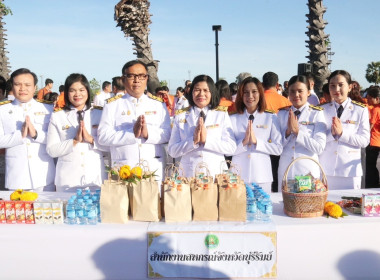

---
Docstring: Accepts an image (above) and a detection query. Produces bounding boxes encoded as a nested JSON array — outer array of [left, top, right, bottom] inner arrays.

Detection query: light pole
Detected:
[[212, 25, 222, 82]]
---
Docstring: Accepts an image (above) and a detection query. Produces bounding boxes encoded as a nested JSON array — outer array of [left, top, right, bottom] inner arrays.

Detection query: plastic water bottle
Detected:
[[75, 198, 86, 225], [246, 184, 256, 222], [85, 199, 97, 225], [92, 195, 101, 222], [261, 194, 273, 222], [76, 189, 83, 201], [65, 199, 77, 225]]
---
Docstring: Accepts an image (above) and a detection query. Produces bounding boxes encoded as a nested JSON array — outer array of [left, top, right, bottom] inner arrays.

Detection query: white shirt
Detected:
[[93, 91, 113, 107]]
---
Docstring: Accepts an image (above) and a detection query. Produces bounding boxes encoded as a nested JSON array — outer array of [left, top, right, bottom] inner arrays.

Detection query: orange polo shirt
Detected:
[[56, 92, 65, 109], [264, 88, 291, 113], [369, 104, 380, 147], [219, 97, 236, 114], [37, 87, 51, 100]]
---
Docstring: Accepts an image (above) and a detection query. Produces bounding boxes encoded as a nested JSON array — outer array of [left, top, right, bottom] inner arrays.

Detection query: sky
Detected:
[[4, 0, 380, 92]]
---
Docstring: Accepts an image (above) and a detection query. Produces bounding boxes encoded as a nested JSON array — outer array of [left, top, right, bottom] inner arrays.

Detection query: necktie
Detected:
[[249, 114, 254, 121], [199, 110, 206, 121], [77, 110, 84, 122], [294, 110, 301, 118], [337, 105, 343, 118]]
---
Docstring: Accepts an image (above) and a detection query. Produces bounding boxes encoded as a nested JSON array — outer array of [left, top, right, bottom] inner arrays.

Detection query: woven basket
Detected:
[[282, 156, 328, 218]]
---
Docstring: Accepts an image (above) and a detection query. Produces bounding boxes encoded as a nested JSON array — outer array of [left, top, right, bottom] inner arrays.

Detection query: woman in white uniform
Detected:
[[230, 77, 282, 193], [319, 70, 370, 189], [168, 75, 236, 178], [46, 73, 107, 192], [277, 75, 327, 190]]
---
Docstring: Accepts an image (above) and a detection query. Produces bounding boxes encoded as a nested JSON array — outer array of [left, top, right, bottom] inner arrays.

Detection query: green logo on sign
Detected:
[[204, 234, 219, 249]]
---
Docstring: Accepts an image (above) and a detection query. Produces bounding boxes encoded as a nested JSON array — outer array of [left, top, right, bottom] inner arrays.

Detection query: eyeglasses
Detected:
[[123, 73, 149, 80]]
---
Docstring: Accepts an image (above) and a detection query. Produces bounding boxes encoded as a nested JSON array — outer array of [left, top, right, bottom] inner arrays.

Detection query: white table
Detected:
[[0, 189, 379, 280]]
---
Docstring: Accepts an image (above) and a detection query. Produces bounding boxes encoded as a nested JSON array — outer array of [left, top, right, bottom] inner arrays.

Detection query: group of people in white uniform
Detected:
[[0, 61, 369, 193]]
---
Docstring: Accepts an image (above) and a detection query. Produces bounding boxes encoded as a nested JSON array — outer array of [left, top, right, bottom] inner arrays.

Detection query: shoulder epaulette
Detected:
[[147, 92, 164, 103], [175, 106, 190, 115], [54, 107, 63, 113], [214, 105, 228, 112], [95, 92, 101, 95], [92, 105, 103, 110], [0, 100, 11, 106], [228, 110, 237, 115], [264, 109, 275, 114], [278, 106, 291, 111], [309, 104, 323, 111], [36, 99, 54, 105], [106, 94, 122, 104], [352, 100, 366, 108]]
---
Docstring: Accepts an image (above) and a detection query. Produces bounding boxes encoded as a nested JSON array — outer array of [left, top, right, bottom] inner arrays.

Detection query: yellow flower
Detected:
[[324, 201, 335, 212], [119, 165, 131, 180], [131, 166, 143, 179], [325, 203, 343, 218], [20, 192, 38, 201], [10, 189, 23, 201]]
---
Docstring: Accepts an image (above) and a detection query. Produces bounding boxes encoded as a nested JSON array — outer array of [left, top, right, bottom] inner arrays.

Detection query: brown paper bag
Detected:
[[218, 181, 247, 221], [130, 178, 161, 222], [100, 178, 129, 224], [164, 177, 192, 222]]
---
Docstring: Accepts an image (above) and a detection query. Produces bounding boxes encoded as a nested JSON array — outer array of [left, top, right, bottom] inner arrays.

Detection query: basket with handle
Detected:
[[282, 156, 328, 218]]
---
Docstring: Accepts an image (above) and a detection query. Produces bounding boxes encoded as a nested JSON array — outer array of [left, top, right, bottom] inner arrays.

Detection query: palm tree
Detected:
[[305, 0, 330, 93], [0, 1, 11, 79], [365, 61, 380, 86], [115, 0, 160, 94]]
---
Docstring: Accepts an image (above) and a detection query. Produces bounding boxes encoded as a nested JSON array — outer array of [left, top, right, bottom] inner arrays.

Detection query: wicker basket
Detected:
[[282, 156, 328, 218]]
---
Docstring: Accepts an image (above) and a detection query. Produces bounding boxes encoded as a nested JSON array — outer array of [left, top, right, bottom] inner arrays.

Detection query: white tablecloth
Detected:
[[0, 189, 379, 280]]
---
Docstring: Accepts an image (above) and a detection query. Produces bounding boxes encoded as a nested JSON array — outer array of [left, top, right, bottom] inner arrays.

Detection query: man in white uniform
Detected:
[[0, 68, 55, 191], [98, 60, 171, 182], [93, 81, 112, 107]]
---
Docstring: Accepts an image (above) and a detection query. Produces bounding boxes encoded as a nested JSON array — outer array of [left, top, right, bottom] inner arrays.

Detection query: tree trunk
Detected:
[[305, 0, 330, 94]]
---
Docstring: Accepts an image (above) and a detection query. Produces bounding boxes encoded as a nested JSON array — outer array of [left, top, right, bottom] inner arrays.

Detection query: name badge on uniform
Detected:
[[179, 119, 187, 123], [299, 121, 314, 125], [206, 124, 219, 129], [34, 112, 47, 116], [256, 125, 268, 129], [145, 111, 157, 115], [62, 125, 70, 130], [345, 120, 357, 124]]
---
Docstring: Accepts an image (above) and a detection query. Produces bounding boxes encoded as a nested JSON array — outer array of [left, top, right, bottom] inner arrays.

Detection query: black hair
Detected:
[[102, 81, 111, 90], [112, 76, 125, 92], [0, 75, 6, 93], [186, 75, 220, 110], [215, 79, 231, 100], [44, 92, 59, 102], [121, 60, 148, 75], [10, 68, 38, 86], [328, 70, 352, 85], [161, 85, 169, 92], [288, 75, 310, 90], [45, 78, 53, 85], [155, 86, 162, 94], [262, 72, 278, 89], [367, 86, 380, 99], [63, 73, 92, 111], [176, 87, 184, 93], [59, 85, 64, 92]]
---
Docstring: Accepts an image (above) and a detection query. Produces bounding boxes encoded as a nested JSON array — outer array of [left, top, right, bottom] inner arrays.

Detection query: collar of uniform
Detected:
[[291, 103, 307, 114], [244, 108, 258, 119], [13, 98, 35, 108], [333, 98, 350, 110], [193, 105, 209, 116], [126, 92, 147, 104]]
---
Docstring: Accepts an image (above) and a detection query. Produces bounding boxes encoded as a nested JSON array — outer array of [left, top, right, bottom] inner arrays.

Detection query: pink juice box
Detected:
[[362, 193, 380, 217]]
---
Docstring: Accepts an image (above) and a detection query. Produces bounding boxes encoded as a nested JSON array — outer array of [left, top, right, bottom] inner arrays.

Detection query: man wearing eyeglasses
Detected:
[[98, 60, 171, 183]]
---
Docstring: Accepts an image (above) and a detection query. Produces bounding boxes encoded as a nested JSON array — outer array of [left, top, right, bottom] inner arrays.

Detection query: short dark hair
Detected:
[[10, 68, 38, 86], [176, 87, 184, 93], [367, 86, 380, 99], [0, 75, 6, 92], [45, 78, 53, 85], [44, 92, 59, 102], [112, 76, 125, 92], [155, 86, 162, 94], [63, 73, 92, 111], [121, 60, 148, 75], [235, 77, 266, 114], [288, 75, 310, 90], [161, 85, 169, 92], [102, 81, 111, 90], [328, 70, 352, 85], [59, 85, 64, 92], [215, 79, 231, 100], [229, 82, 238, 94], [262, 72, 278, 89], [186, 75, 220, 110]]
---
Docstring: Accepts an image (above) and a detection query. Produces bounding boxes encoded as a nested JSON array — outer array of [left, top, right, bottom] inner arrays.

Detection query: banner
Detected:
[[148, 231, 277, 278]]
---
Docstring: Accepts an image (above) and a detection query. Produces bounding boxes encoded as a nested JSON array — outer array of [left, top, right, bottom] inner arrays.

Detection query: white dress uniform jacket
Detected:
[[46, 106, 107, 191], [93, 91, 113, 107], [98, 93, 171, 182], [174, 96, 189, 112], [0, 98, 55, 190], [319, 98, 370, 177], [277, 103, 327, 187], [230, 109, 282, 184], [168, 106, 237, 178]]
